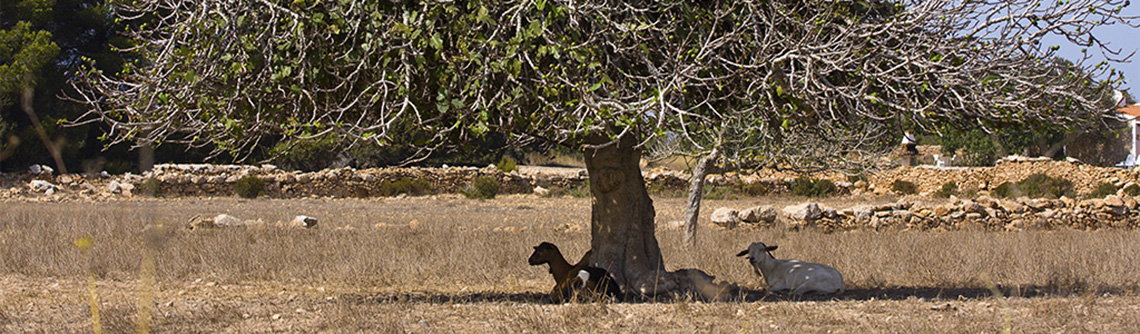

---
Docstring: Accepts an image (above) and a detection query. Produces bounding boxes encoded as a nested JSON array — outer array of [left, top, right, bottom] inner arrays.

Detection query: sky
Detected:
[[1041, 4, 1140, 99]]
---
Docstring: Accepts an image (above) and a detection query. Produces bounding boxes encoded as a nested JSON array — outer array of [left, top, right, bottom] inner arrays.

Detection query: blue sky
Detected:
[[1041, 4, 1140, 97]]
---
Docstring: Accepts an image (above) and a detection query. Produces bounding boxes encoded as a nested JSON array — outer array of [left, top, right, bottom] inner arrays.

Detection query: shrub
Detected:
[[702, 185, 738, 200], [738, 182, 770, 197], [565, 182, 592, 198], [992, 174, 1074, 199], [1088, 182, 1118, 199], [495, 156, 519, 173], [268, 135, 342, 171], [646, 183, 686, 197], [933, 181, 957, 198], [789, 177, 837, 198], [992, 182, 1019, 198], [845, 173, 868, 184], [462, 175, 500, 199], [375, 178, 432, 197], [891, 180, 918, 195], [233, 176, 265, 198], [547, 182, 593, 198], [138, 178, 162, 197], [1124, 184, 1140, 197], [1018, 173, 1073, 199]]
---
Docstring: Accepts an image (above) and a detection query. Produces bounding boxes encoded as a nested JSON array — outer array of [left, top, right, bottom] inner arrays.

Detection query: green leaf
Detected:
[[430, 33, 443, 50]]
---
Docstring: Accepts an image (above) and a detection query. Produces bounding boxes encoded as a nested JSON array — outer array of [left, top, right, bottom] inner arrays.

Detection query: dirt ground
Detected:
[[2, 195, 1139, 333]]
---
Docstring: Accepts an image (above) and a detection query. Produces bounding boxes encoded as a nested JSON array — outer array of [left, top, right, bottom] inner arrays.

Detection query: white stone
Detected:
[[29, 164, 54, 175], [710, 207, 740, 228], [290, 215, 318, 228], [959, 201, 985, 214], [29, 180, 56, 193], [533, 186, 550, 197], [214, 214, 244, 227], [783, 203, 822, 223], [1104, 195, 1124, 207], [107, 180, 122, 193], [1000, 200, 1026, 214], [850, 206, 875, 222], [738, 206, 777, 224]]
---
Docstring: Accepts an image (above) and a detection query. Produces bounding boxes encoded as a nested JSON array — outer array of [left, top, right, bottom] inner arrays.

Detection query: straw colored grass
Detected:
[[1, 195, 1139, 332]]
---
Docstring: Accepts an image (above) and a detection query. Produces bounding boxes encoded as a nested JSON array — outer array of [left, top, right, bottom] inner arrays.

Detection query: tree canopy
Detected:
[[1, 0, 142, 172], [72, 0, 1137, 168], [69, 0, 1139, 295]]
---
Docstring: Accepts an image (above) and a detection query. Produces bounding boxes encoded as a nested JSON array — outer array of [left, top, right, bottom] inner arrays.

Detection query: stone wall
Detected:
[[709, 194, 1140, 233], [866, 156, 1140, 196], [5, 156, 1140, 202], [148, 164, 536, 198]]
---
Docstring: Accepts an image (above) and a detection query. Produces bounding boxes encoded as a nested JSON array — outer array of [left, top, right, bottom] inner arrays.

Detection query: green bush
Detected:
[[992, 174, 1073, 199], [375, 178, 432, 197], [933, 181, 957, 198], [1018, 173, 1073, 199], [702, 185, 738, 200], [992, 182, 1018, 198], [845, 173, 868, 184], [1088, 182, 1118, 199], [138, 177, 162, 197], [268, 135, 342, 171], [646, 183, 683, 197], [1123, 184, 1140, 197], [564, 182, 592, 198], [547, 182, 593, 198], [891, 180, 918, 195], [462, 175, 500, 199], [233, 176, 265, 198], [789, 177, 837, 198], [495, 156, 519, 173], [738, 182, 770, 197]]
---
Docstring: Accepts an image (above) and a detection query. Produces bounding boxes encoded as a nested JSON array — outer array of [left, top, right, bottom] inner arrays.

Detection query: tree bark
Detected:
[[20, 76, 68, 174], [583, 135, 675, 296], [683, 148, 718, 246]]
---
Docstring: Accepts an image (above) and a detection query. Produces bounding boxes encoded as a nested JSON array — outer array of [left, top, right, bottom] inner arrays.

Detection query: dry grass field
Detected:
[[3, 195, 1140, 333]]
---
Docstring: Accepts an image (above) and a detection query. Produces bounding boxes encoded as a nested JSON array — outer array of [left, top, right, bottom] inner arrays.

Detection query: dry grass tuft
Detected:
[[2, 196, 1140, 332]]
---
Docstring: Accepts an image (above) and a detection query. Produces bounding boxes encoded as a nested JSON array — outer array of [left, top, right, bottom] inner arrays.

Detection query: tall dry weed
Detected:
[[2, 198, 1139, 296]]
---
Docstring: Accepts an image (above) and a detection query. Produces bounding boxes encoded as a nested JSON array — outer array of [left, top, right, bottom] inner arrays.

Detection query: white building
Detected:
[[1115, 98, 1140, 167]]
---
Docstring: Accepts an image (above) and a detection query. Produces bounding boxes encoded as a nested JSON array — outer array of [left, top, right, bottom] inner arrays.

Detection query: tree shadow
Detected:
[[340, 291, 551, 305], [339, 284, 1132, 305], [736, 284, 1131, 303]]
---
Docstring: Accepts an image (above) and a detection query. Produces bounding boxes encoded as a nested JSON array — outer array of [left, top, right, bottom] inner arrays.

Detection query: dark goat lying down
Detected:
[[528, 242, 622, 302]]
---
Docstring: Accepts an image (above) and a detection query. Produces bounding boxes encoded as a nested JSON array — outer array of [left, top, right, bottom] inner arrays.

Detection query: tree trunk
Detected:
[[19, 76, 68, 174], [683, 148, 718, 246], [583, 135, 675, 295], [138, 135, 155, 173]]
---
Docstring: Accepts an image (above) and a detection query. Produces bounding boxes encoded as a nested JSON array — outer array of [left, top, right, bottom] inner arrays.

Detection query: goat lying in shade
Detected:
[[528, 242, 622, 302], [737, 241, 845, 296]]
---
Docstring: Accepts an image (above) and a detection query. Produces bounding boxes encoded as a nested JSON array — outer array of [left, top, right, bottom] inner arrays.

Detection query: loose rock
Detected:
[[290, 215, 318, 228], [710, 207, 740, 229]]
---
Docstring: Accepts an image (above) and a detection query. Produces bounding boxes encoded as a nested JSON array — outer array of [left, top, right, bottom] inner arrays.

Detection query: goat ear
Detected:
[[766, 245, 778, 251], [736, 250, 748, 257]]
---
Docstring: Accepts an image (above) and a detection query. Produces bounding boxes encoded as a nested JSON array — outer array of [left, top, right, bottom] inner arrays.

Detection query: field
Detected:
[[2, 195, 1140, 333]]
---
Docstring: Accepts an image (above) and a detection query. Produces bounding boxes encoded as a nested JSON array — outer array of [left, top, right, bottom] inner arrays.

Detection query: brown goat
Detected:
[[527, 242, 622, 302]]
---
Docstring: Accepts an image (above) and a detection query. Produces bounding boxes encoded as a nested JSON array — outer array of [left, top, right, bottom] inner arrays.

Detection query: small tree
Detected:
[[72, 0, 1137, 297]]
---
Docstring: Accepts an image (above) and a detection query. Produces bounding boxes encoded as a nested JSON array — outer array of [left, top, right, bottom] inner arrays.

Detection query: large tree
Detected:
[[2, 0, 134, 172], [72, 0, 1136, 296]]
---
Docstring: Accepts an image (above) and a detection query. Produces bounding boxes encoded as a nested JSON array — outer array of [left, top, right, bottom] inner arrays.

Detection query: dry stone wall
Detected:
[[867, 156, 1140, 195], [5, 156, 1140, 203], [710, 194, 1140, 232], [148, 164, 537, 198]]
